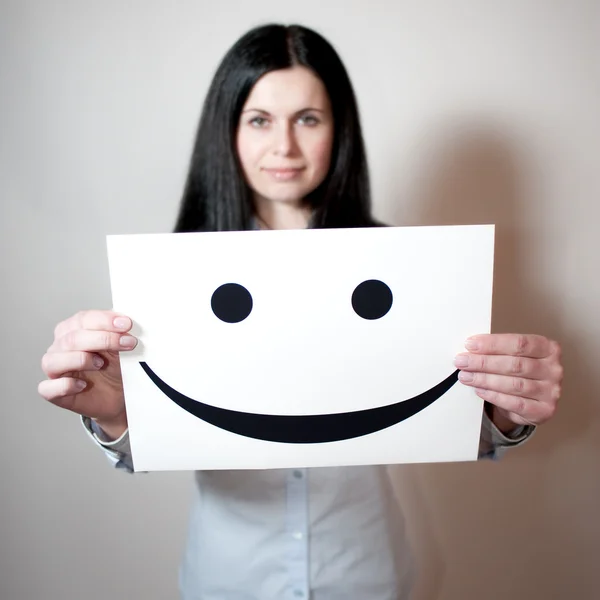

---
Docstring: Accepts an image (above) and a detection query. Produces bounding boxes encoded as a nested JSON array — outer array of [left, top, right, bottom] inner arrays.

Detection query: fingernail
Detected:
[[458, 371, 474, 383], [92, 355, 104, 369], [465, 338, 479, 351], [75, 380, 87, 391], [453, 355, 469, 368], [113, 317, 130, 330], [119, 335, 137, 349]]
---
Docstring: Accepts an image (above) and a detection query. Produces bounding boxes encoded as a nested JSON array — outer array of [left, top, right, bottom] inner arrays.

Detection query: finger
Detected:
[[465, 334, 559, 359], [458, 371, 549, 400], [453, 353, 553, 381], [475, 388, 557, 425], [41, 351, 105, 379], [54, 310, 132, 340], [38, 377, 87, 404], [50, 329, 137, 353]]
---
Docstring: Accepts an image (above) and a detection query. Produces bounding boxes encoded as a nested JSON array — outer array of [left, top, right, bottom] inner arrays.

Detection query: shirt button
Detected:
[[292, 531, 304, 540], [293, 470, 303, 479]]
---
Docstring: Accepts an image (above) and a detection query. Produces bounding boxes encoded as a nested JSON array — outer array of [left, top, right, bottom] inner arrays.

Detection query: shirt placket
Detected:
[[285, 467, 310, 599]]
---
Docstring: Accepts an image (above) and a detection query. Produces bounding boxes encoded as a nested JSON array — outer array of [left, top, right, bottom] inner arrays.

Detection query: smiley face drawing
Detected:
[[138, 278, 459, 443], [107, 225, 494, 470]]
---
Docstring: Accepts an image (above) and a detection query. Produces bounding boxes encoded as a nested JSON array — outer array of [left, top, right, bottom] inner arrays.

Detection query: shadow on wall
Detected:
[[386, 121, 599, 600]]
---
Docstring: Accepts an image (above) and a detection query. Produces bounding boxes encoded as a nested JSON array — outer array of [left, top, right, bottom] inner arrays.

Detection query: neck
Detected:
[[254, 198, 311, 230]]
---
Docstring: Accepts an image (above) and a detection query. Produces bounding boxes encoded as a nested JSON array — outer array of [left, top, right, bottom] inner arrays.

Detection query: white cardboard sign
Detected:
[[107, 225, 494, 471]]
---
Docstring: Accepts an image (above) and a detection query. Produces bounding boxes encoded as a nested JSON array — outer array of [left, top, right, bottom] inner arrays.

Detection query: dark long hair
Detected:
[[174, 24, 374, 232]]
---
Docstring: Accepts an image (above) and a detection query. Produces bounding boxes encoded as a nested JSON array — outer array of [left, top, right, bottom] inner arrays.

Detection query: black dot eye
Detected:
[[352, 280, 393, 320], [211, 283, 253, 323]]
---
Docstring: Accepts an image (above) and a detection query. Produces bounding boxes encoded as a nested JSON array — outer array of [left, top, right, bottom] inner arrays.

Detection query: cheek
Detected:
[[236, 131, 265, 173], [235, 132, 252, 173], [308, 135, 334, 177]]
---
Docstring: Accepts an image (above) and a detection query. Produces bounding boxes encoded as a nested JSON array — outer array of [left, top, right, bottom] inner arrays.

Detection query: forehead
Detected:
[[242, 66, 330, 112]]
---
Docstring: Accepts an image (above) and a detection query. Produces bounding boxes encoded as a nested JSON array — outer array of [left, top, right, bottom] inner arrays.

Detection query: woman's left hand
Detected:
[[453, 334, 563, 430]]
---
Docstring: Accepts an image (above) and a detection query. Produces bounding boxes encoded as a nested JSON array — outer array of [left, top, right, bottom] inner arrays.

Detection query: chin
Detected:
[[258, 187, 314, 206]]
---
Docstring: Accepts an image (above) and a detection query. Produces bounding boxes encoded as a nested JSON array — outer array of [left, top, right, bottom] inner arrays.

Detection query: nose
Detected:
[[273, 121, 298, 157]]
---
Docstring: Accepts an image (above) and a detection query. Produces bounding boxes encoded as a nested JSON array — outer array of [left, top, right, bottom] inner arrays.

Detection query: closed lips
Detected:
[[262, 166, 304, 171], [262, 167, 305, 174]]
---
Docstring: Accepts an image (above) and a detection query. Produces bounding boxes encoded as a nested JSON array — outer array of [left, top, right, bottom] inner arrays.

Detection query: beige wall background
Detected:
[[1, 1, 598, 598]]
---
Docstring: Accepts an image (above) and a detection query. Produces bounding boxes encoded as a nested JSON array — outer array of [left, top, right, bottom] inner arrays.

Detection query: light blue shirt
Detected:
[[87, 217, 533, 597], [83, 415, 532, 599]]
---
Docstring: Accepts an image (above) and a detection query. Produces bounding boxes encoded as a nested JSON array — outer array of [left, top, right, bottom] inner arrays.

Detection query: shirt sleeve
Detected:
[[81, 416, 135, 473], [81, 405, 532, 468], [478, 407, 535, 460]]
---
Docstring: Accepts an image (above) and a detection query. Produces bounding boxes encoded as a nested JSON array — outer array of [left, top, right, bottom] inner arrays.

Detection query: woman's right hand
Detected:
[[38, 310, 138, 440]]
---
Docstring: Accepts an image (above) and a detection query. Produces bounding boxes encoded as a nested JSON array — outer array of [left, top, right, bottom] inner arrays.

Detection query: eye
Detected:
[[211, 283, 253, 323], [351, 280, 393, 320], [297, 114, 319, 126], [249, 116, 269, 128]]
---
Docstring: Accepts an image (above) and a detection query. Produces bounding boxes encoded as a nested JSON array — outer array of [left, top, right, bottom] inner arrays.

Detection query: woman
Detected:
[[38, 24, 562, 600]]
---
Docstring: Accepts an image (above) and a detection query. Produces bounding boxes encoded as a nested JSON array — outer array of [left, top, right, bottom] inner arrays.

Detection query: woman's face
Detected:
[[236, 66, 334, 208]]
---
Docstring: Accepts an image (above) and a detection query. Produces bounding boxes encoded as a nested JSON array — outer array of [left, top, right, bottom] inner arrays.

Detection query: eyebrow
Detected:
[[241, 108, 326, 115]]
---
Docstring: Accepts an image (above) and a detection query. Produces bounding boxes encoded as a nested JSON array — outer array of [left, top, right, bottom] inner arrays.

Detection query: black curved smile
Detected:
[[140, 362, 459, 444]]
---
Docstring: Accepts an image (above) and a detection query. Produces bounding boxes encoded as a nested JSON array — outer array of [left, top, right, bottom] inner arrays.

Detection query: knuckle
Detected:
[[544, 402, 558, 421], [477, 355, 487, 371], [511, 356, 525, 375], [512, 377, 526, 393], [53, 319, 68, 339], [552, 383, 562, 402], [63, 330, 79, 350], [79, 351, 89, 370], [550, 340, 562, 358], [514, 396, 527, 415], [478, 388, 493, 401], [40, 353, 51, 375], [534, 402, 555, 425], [43, 355, 59, 378], [515, 334, 529, 356], [101, 331, 114, 350], [553, 363, 564, 383], [75, 310, 88, 325]]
